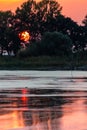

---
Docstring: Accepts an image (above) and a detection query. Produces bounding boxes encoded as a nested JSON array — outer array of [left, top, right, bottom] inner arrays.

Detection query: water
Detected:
[[0, 70, 87, 130]]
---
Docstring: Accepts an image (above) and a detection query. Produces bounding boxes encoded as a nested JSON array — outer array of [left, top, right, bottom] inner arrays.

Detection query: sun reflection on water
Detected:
[[0, 83, 87, 130]]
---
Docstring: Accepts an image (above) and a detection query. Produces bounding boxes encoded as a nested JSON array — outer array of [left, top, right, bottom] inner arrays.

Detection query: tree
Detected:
[[0, 11, 14, 55], [14, 0, 62, 41], [54, 16, 86, 52], [34, 0, 62, 35], [78, 15, 87, 51], [82, 15, 87, 26], [14, 0, 38, 39]]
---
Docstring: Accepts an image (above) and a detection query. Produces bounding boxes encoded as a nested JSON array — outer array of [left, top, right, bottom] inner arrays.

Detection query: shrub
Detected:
[[40, 31, 72, 56]]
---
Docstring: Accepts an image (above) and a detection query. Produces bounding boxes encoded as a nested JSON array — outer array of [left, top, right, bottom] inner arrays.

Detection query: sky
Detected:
[[0, 0, 87, 25]]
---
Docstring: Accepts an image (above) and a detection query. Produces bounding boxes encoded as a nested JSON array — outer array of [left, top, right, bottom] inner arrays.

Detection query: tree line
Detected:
[[0, 0, 87, 57]]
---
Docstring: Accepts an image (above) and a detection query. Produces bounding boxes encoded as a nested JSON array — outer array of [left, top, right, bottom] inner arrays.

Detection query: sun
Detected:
[[19, 31, 30, 42]]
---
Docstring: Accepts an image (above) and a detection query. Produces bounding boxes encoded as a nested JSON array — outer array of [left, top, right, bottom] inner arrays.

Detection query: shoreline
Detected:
[[0, 66, 86, 71]]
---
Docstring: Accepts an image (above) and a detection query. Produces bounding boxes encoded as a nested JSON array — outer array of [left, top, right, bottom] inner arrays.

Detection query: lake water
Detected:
[[0, 70, 87, 130]]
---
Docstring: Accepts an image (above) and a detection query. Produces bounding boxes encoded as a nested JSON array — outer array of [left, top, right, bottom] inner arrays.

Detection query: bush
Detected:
[[18, 41, 41, 57], [18, 31, 72, 57], [40, 31, 72, 56]]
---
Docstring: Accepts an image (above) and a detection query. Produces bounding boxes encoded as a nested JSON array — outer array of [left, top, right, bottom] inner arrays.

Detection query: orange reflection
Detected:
[[0, 110, 24, 130], [21, 88, 28, 104], [60, 93, 87, 130], [1, 89, 87, 130], [74, 78, 86, 82]]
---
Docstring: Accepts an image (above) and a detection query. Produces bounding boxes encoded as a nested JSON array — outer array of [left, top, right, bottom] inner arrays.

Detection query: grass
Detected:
[[0, 56, 71, 70], [0, 54, 87, 70]]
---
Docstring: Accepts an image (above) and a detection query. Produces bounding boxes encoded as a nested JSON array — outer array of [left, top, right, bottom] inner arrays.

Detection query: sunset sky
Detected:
[[0, 0, 87, 25]]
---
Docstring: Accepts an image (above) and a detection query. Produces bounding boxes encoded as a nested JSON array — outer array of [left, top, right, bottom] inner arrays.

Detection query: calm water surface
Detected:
[[0, 71, 87, 130]]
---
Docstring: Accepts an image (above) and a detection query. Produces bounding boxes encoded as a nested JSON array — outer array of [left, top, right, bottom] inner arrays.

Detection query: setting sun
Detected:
[[19, 31, 30, 42]]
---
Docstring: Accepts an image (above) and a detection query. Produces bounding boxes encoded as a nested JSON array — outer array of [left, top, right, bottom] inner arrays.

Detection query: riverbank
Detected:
[[0, 56, 87, 70]]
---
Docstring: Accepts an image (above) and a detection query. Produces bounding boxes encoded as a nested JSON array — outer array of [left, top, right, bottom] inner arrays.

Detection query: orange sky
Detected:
[[58, 0, 87, 25], [0, 0, 87, 25]]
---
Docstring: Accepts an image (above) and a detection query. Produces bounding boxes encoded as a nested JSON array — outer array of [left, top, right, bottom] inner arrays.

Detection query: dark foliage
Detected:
[[0, 0, 87, 57]]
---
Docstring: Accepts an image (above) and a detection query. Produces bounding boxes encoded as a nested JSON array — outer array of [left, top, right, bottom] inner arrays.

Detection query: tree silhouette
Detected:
[[0, 11, 14, 55], [14, 0, 62, 41]]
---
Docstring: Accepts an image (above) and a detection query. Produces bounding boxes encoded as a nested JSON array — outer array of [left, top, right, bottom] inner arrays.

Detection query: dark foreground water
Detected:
[[0, 71, 87, 130]]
